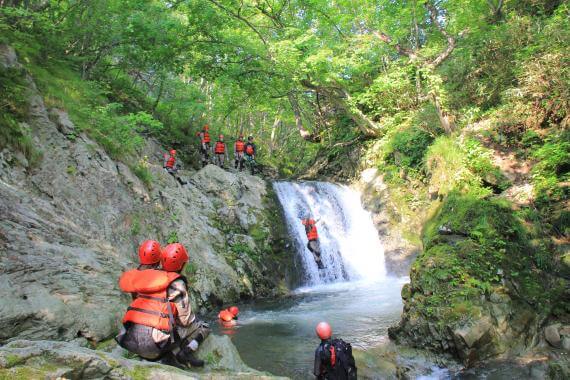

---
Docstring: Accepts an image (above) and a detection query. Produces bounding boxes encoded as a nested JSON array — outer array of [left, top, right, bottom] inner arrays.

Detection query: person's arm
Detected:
[[167, 279, 195, 327], [313, 346, 322, 378]]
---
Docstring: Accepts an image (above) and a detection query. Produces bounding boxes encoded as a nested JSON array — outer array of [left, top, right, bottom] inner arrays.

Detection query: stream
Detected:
[[215, 182, 449, 378]]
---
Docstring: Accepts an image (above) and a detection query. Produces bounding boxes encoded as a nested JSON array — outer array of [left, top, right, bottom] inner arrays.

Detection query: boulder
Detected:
[[0, 338, 287, 379], [545, 325, 562, 348]]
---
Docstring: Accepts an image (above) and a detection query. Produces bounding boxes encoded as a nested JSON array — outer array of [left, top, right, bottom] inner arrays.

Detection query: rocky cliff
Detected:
[[0, 44, 293, 352]]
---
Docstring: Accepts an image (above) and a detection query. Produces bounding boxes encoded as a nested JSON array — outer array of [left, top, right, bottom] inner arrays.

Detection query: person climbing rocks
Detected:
[[301, 217, 324, 269], [244, 135, 257, 175], [163, 149, 186, 185], [197, 125, 211, 167], [116, 242, 210, 368], [214, 134, 229, 169], [313, 322, 357, 380], [234, 134, 245, 171]]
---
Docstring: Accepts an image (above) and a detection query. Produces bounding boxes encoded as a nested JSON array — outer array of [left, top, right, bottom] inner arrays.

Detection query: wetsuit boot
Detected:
[[176, 347, 204, 367]]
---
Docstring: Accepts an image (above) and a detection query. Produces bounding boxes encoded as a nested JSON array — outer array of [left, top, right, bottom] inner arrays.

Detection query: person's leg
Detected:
[[308, 241, 324, 269], [175, 320, 211, 367], [120, 324, 163, 360]]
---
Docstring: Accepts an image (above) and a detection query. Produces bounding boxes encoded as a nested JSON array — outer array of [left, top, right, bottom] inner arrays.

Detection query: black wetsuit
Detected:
[[314, 339, 347, 380]]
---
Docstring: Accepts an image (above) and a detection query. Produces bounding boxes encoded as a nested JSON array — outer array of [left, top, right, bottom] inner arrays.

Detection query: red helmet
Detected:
[[316, 322, 332, 340], [170, 149, 176, 156], [161, 243, 189, 272], [203, 125, 209, 131], [219, 310, 234, 322], [228, 306, 239, 317], [138, 240, 162, 265], [219, 134, 224, 139]]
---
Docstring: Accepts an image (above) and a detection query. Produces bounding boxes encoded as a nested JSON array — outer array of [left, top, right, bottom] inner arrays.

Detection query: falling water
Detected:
[[273, 181, 386, 285]]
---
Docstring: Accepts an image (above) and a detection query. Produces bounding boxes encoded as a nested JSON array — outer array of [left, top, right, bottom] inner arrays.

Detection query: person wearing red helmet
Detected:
[[301, 216, 324, 269], [197, 125, 211, 167], [117, 243, 210, 368], [214, 134, 229, 169], [218, 306, 239, 324], [313, 322, 357, 379], [244, 135, 257, 175], [234, 135, 245, 171], [163, 149, 186, 185]]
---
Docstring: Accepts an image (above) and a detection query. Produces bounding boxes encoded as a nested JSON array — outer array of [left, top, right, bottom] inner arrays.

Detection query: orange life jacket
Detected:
[[215, 141, 225, 154], [218, 309, 234, 322], [235, 140, 245, 153], [119, 269, 183, 332], [165, 155, 176, 169], [245, 144, 254, 155], [302, 219, 319, 241], [202, 131, 210, 144]]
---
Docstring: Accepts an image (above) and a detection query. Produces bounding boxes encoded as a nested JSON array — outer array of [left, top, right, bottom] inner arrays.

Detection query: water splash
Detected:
[[273, 181, 386, 285]]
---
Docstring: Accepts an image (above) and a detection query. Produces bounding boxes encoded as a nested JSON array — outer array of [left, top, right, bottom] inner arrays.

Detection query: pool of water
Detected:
[[212, 277, 408, 378]]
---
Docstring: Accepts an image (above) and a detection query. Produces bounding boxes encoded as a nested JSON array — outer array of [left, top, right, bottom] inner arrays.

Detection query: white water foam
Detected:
[[273, 181, 386, 286]]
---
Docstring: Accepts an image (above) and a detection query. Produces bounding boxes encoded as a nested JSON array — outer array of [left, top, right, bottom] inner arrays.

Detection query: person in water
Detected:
[[218, 306, 239, 324], [301, 217, 324, 269], [117, 242, 210, 368], [313, 322, 357, 379]]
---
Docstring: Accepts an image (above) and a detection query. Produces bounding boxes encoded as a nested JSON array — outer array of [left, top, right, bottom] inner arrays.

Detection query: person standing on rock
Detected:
[[313, 322, 357, 380], [301, 217, 324, 269], [197, 124, 211, 167], [163, 149, 186, 185], [214, 134, 229, 169], [244, 135, 257, 175], [234, 134, 245, 171], [117, 242, 210, 368]]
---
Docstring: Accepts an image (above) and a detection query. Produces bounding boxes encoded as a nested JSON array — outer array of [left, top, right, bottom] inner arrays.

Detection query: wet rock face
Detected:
[[0, 45, 291, 345], [0, 338, 287, 379], [356, 168, 419, 277]]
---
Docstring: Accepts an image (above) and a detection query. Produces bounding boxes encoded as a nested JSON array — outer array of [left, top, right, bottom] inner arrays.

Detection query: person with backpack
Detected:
[[197, 125, 211, 167], [116, 243, 210, 368], [244, 135, 257, 175], [234, 134, 246, 171], [313, 322, 357, 380], [214, 134, 229, 169]]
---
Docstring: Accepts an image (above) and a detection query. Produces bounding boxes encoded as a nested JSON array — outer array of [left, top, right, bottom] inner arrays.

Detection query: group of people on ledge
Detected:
[[161, 125, 259, 185], [196, 124, 258, 173], [116, 239, 357, 378]]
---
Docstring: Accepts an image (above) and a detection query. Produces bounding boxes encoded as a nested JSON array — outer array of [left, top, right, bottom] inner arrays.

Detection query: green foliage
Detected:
[[131, 157, 153, 188], [0, 65, 42, 166], [413, 192, 555, 322], [166, 231, 179, 244], [386, 127, 434, 169]]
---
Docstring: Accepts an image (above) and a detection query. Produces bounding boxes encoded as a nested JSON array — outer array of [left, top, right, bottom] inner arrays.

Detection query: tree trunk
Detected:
[[288, 93, 320, 142], [432, 93, 455, 134]]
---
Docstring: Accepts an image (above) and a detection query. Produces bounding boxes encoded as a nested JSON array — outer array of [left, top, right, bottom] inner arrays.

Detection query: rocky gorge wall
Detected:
[[0, 44, 293, 349]]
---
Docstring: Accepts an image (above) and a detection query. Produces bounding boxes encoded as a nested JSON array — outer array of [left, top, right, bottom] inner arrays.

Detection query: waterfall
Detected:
[[273, 181, 386, 286]]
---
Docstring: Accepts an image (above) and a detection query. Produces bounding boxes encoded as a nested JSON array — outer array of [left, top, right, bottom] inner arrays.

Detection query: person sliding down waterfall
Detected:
[[244, 135, 257, 175], [301, 216, 325, 269], [214, 134, 229, 169], [117, 243, 210, 368], [163, 149, 187, 185], [196, 124, 211, 167], [314, 322, 357, 380], [234, 134, 245, 171]]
